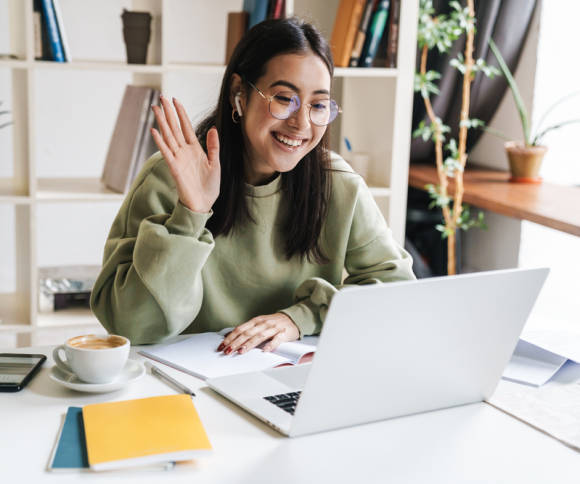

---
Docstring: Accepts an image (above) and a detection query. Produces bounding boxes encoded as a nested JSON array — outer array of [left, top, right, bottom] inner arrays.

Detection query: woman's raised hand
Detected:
[[151, 96, 220, 213]]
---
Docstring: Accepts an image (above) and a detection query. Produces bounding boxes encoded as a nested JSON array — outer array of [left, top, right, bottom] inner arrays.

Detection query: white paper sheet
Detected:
[[139, 332, 317, 380], [502, 339, 568, 387]]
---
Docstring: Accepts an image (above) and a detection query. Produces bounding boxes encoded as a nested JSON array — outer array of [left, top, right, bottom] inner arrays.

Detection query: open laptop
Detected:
[[206, 268, 549, 437]]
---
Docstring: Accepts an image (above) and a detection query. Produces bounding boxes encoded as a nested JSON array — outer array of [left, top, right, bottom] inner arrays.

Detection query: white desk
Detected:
[[2, 344, 579, 483]]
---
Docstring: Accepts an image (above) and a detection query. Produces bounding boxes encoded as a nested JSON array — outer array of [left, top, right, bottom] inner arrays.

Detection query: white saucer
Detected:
[[49, 359, 145, 393]]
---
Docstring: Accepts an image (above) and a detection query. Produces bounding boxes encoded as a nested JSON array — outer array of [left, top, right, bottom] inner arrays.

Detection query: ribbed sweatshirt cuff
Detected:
[[280, 300, 321, 339], [165, 202, 212, 238]]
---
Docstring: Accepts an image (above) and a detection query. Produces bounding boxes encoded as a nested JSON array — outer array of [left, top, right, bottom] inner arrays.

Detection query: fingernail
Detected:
[[225, 346, 232, 355], [238, 346, 245, 354], [217, 342, 224, 351]]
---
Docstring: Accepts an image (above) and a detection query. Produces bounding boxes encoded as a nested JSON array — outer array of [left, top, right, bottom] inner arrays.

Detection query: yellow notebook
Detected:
[[82, 394, 211, 471]]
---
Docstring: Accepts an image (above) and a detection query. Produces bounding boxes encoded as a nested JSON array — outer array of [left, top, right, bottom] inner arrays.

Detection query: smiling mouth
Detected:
[[272, 131, 306, 148]]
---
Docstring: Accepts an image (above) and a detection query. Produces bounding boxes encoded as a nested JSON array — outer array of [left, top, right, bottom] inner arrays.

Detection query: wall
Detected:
[[465, 0, 580, 333]]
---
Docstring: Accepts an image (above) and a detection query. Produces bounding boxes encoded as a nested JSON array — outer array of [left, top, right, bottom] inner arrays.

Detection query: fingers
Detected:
[[219, 318, 261, 351], [152, 103, 179, 155], [159, 95, 187, 147], [262, 332, 287, 353], [172, 98, 199, 146], [206, 126, 220, 165], [217, 314, 299, 355], [150, 127, 175, 165], [234, 326, 278, 355]]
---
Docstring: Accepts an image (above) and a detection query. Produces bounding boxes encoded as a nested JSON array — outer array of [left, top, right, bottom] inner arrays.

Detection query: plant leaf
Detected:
[[489, 38, 530, 145]]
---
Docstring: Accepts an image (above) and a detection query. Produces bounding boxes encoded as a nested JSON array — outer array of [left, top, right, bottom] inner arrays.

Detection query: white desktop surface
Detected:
[[2, 345, 579, 484]]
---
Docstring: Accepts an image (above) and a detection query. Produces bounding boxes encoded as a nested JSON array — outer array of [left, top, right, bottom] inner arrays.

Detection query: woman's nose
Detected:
[[286, 103, 311, 130]]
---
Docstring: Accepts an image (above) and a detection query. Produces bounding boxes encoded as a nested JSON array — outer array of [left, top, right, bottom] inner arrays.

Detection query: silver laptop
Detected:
[[206, 268, 549, 437]]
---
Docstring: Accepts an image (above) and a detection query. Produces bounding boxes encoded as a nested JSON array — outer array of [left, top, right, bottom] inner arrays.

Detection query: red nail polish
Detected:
[[225, 346, 232, 354], [217, 343, 224, 351]]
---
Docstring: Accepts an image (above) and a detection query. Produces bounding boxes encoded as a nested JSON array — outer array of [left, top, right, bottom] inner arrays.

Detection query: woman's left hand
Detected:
[[217, 313, 299, 354]]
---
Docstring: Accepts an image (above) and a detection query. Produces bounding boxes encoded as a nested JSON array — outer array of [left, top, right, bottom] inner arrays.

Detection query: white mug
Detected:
[[52, 334, 130, 384]]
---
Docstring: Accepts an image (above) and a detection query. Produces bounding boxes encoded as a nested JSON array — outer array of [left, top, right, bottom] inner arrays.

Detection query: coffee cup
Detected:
[[52, 334, 130, 384]]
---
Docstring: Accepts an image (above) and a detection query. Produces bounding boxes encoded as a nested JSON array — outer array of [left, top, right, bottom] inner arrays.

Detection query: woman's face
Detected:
[[238, 52, 332, 185]]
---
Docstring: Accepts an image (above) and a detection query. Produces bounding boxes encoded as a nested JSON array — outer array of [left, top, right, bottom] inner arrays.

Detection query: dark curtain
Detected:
[[410, 0, 538, 163]]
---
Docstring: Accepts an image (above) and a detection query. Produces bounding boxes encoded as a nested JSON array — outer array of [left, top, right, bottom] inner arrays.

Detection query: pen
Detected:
[[144, 361, 196, 397]]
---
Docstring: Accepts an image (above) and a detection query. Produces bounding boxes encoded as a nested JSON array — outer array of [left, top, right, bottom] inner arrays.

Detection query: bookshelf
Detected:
[[0, 0, 418, 346]]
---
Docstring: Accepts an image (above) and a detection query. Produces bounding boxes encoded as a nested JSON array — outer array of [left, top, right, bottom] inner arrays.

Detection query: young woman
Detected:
[[90, 18, 415, 353]]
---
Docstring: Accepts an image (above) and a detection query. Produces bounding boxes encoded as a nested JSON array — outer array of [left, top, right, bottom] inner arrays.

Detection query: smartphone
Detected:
[[0, 353, 47, 392]]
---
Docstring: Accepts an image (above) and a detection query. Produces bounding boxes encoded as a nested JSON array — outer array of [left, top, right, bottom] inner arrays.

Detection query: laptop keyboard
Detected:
[[264, 391, 302, 415]]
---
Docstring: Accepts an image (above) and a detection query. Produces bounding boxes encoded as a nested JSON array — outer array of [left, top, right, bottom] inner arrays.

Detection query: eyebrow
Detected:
[[269, 80, 330, 96]]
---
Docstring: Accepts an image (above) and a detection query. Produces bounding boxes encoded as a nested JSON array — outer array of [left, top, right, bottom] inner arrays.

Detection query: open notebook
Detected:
[[139, 329, 318, 380]]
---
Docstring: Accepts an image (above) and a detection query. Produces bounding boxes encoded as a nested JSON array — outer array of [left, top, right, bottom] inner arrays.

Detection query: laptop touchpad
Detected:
[[263, 363, 312, 388]]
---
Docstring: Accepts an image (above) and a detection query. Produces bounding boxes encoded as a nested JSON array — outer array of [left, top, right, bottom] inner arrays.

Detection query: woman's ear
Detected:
[[229, 73, 246, 115]]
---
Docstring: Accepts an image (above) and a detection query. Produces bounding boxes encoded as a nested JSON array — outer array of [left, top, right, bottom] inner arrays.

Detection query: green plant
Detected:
[[0, 100, 12, 130], [486, 39, 580, 147], [413, 0, 496, 275]]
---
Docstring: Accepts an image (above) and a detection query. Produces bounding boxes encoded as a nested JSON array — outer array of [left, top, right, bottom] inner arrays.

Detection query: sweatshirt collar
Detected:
[[244, 173, 282, 197]]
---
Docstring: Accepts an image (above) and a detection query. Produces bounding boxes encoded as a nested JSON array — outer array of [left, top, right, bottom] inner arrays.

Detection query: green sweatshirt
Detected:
[[90, 151, 415, 344]]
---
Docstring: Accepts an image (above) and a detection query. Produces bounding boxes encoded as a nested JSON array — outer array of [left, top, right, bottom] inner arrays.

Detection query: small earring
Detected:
[[232, 108, 240, 124]]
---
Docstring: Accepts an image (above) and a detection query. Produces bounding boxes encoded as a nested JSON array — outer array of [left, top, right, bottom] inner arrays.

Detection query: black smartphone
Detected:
[[0, 353, 47, 392]]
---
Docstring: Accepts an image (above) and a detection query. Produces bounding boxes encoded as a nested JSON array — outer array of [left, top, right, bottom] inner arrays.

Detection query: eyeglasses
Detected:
[[247, 81, 341, 127]]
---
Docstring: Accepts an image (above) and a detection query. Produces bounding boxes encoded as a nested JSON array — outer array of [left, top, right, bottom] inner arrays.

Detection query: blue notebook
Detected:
[[49, 407, 89, 470]]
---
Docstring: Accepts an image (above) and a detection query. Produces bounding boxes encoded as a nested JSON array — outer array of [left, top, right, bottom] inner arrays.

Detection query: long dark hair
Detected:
[[196, 17, 334, 264]]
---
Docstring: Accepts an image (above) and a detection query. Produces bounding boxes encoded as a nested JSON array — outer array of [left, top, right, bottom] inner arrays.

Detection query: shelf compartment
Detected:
[[0, 206, 31, 328], [36, 308, 102, 329], [369, 186, 392, 197], [0, 59, 28, 68], [0, 323, 32, 333], [334, 67, 398, 78], [32, 60, 165, 73], [36, 178, 125, 202]]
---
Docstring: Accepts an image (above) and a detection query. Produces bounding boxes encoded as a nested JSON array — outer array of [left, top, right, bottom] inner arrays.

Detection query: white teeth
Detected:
[[274, 133, 303, 147]]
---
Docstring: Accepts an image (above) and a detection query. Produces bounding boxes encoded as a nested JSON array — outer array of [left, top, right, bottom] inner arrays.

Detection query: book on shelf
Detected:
[[348, 0, 378, 67], [101, 85, 160, 194], [52, 0, 71, 62], [139, 329, 318, 380], [243, 0, 269, 29], [33, 0, 50, 60], [267, 0, 285, 19], [82, 395, 211, 471], [225, 12, 249, 64], [358, 0, 390, 67], [384, 0, 400, 68], [38, 0, 66, 62], [330, 0, 367, 68]]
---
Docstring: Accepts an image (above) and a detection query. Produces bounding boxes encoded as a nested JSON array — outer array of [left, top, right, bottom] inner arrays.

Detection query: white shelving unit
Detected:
[[0, 0, 418, 347]]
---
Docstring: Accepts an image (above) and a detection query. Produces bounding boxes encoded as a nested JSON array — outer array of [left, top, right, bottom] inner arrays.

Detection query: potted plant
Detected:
[[487, 39, 580, 183], [413, 0, 497, 275]]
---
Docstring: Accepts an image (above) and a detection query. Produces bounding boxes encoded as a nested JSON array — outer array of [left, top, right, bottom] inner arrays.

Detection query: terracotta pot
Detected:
[[504, 141, 547, 183]]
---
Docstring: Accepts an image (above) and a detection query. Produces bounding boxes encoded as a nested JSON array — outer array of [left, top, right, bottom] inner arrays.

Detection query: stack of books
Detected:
[[330, 0, 401, 68], [101, 85, 160, 194], [48, 395, 212, 472], [225, 0, 287, 63], [33, 0, 71, 62]]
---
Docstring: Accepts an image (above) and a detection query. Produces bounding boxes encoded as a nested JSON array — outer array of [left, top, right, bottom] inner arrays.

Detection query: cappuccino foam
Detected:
[[68, 335, 126, 350]]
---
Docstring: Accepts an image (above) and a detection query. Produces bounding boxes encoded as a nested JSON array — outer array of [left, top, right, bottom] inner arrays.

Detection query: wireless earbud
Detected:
[[234, 93, 243, 116]]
